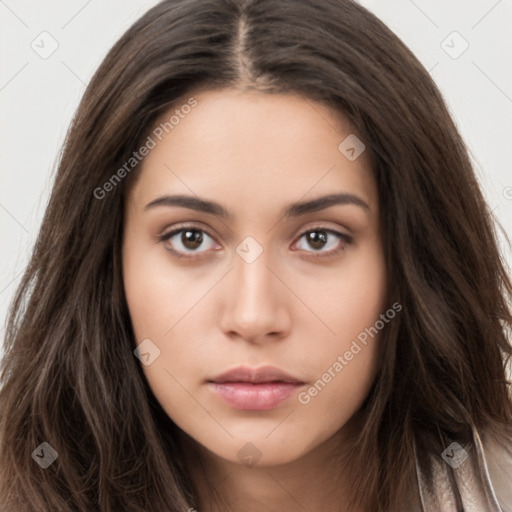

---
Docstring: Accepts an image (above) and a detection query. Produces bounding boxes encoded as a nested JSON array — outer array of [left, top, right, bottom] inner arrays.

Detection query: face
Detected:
[[122, 88, 387, 467]]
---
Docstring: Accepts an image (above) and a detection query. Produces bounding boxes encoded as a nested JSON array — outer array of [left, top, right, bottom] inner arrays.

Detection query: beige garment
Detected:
[[411, 425, 512, 511]]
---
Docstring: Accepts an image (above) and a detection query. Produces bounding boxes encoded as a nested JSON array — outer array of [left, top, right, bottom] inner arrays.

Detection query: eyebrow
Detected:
[[144, 192, 370, 218]]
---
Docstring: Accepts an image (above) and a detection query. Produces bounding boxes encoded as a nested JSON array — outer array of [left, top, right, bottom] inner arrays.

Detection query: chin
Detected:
[[194, 429, 327, 469]]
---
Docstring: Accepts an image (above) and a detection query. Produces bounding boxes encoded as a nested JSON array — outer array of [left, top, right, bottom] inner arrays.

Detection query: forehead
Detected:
[[127, 88, 377, 218]]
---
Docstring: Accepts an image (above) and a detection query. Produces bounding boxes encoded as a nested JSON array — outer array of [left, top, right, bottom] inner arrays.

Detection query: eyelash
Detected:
[[158, 224, 352, 260]]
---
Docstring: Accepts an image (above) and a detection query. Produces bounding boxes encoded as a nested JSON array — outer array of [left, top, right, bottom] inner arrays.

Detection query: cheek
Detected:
[[122, 238, 212, 404], [122, 238, 204, 338], [311, 241, 387, 348], [296, 317, 382, 435], [297, 241, 386, 405], [140, 360, 210, 440]]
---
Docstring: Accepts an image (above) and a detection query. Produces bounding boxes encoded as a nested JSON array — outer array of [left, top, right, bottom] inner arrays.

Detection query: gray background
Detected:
[[1, 0, 512, 361]]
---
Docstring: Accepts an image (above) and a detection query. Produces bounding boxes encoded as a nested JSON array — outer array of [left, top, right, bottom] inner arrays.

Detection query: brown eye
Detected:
[[180, 229, 203, 250], [159, 226, 219, 257], [305, 230, 328, 250], [294, 228, 352, 258]]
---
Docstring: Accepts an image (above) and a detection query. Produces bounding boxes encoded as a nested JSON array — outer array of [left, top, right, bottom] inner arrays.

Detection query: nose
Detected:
[[219, 247, 292, 345]]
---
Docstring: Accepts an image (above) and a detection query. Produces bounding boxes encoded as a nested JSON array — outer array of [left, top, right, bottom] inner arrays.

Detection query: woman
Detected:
[[1, 0, 511, 510]]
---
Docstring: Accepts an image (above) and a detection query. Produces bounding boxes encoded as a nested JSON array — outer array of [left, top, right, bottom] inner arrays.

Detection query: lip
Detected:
[[207, 365, 305, 410], [210, 365, 303, 384]]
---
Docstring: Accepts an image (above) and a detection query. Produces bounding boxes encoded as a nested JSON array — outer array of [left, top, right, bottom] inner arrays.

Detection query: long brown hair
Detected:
[[1, 0, 511, 510]]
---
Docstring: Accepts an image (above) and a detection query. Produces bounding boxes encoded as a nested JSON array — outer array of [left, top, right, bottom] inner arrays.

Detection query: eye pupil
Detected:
[[307, 231, 327, 249], [182, 229, 203, 249]]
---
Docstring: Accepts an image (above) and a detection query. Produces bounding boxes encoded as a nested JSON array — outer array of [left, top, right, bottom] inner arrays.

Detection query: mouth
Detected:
[[207, 365, 305, 410]]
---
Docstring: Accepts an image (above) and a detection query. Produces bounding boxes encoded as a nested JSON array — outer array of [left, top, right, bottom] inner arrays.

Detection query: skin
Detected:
[[122, 88, 387, 511]]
